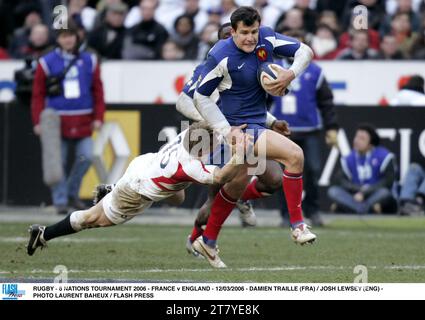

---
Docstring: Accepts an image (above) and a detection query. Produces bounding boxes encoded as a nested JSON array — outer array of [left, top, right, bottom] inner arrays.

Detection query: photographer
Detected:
[[31, 24, 105, 214]]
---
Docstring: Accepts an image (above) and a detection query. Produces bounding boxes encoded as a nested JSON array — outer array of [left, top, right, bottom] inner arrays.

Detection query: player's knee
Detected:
[[286, 145, 304, 170], [70, 206, 109, 230], [327, 186, 340, 201], [70, 210, 92, 231], [267, 174, 282, 192]]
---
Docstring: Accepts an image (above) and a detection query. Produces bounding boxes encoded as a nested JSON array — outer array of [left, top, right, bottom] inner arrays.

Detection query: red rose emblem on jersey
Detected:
[[256, 48, 267, 61]]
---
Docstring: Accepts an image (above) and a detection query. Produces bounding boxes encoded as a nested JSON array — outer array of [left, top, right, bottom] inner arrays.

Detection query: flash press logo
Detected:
[[2, 284, 26, 300]]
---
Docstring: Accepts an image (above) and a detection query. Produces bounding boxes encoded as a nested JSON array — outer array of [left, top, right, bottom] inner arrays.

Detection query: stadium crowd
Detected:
[[1, 0, 425, 61]]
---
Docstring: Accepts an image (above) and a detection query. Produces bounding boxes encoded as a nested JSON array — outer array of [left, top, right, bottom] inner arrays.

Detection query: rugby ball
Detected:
[[257, 62, 288, 96]]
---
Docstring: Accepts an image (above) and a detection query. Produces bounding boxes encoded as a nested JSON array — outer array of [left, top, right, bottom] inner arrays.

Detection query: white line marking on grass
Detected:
[[2, 265, 425, 275], [0, 237, 141, 243]]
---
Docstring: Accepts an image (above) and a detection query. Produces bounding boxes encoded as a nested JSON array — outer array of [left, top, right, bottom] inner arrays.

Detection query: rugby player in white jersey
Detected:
[[26, 121, 248, 258]]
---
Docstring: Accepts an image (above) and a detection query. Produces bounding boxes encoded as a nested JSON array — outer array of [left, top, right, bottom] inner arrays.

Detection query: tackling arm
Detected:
[[211, 154, 245, 185]]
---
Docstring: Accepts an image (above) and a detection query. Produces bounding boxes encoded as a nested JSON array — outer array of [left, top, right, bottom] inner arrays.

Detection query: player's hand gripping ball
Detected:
[[257, 62, 289, 96]]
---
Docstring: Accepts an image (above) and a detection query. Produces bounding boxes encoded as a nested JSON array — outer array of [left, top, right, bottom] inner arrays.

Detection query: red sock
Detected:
[[203, 188, 237, 242], [282, 170, 304, 226], [190, 225, 203, 243], [241, 179, 263, 201]]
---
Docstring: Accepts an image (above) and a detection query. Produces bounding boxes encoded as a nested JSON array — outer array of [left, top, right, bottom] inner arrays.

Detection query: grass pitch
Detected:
[[1, 217, 425, 282]]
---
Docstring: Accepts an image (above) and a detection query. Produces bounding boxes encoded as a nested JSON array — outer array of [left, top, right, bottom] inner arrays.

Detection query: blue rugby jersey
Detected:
[[182, 63, 205, 99], [196, 26, 301, 126], [341, 147, 394, 186]]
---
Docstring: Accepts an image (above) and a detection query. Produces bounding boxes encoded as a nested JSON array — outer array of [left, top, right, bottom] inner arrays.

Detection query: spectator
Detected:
[[275, 8, 305, 34], [399, 163, 425, 216], [316, 0, 349, 22], [411, 31, 425, 59], [341, 0, 386, 31], [317, 10, 342, 36], [377, 34, 405, 59], [184, 0, 209, 34], [8, 9, 43, 58], [252, 0, 281, 28], [161, 39, 184, 60], [271, 30, 339, 226], [328, 124, 397, 214], [196, 22, 220, 60], [310, 24, 340, 59], [380, 0, 422, 35], [386, 0, 423, 15], [337, 29, 378, 60], [206, 7, 223, 25], [121, 0, 168, 60], [88, 2, 127, 59], [221, 0, 238, 23], [390, 75, 425, 106], [68, 0, 97, 32], [171, 14, 199, 60], [410, 15, 425, 59], [11, 24, 51, 59], [92, 0, 127, 30], [389, 12, 419, 57], [338, 27, 381, 51], [293, 0, 318, 33], [31, 25, 105, 214]]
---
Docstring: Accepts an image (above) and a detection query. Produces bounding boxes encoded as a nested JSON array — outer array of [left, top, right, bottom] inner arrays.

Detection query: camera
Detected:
[[14, 58, 36, 105], [46, 76, 63, 96]]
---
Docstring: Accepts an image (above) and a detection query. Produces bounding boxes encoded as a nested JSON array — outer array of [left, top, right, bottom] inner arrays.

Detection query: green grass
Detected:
[[1, 218, 425, 282]]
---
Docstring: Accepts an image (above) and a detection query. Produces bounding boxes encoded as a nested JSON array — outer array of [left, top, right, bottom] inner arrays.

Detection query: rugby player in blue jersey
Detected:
[[189, 6, 316, 268], [177, 24, 289, 245]]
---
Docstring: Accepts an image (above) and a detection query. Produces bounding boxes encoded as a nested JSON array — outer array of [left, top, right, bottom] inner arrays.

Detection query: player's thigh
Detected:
[[165, 190, 185, 206], [102, 180, 152, 225], [255, 129, 303, 164]]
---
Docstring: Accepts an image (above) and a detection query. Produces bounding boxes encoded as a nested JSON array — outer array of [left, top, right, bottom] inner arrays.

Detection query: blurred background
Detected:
[[0, 0, 424, 218]]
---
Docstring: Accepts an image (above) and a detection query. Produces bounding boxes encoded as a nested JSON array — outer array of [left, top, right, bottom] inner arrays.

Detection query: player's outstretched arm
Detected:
[[211, 130, 250, 185], [211, 153, 245, 185]]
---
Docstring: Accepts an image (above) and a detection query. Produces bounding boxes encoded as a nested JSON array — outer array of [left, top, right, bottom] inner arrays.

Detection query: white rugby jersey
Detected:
[[123, 129, 216, 202]]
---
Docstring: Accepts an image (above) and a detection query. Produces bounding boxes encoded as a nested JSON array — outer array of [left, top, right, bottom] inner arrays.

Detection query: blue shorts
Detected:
[[207, 123, 267, 168], [241, 123, 266, 144]]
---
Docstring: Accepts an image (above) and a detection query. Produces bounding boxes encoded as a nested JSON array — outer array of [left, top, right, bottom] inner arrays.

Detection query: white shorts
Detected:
[[102, 180, 153, 225]]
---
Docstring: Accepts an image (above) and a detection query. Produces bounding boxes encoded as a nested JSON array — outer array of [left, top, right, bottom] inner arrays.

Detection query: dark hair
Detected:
[[183, 121, 214, 154], [218, 22, 232, 40], [316, 23, 337, 38], [230, 6, 261, 30], [357, 123, 380, 146], [174, 14, 195, 33], [403, 75, 425, 94]]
